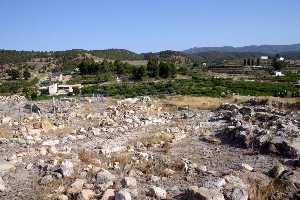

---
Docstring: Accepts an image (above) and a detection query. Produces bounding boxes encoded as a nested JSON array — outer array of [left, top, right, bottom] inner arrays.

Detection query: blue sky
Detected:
[[0, 0, 299, 52]]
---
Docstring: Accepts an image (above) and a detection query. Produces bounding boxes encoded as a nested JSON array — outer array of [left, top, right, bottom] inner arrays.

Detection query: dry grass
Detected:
[[139, 132, 173, 148], [247, 173, 298, 200], [32, 177, 64, 200], [78, 149, 100, 166], [161, 95, 300, 111], [46, 127, 75, 136], [0, 125, 12, 138], [110, 152, 133, 172]]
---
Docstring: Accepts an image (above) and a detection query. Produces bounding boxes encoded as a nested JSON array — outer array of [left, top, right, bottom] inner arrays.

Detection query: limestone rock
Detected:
[[203, 177, 226, 189], [101, 189, 115, 200], [186, 186, 225, 200], [96, 169, 115, 184], [115, 189, 132, 200], [241, 163, 253, 171], [0, 160, 16, 173], [0, 177, 6, 191], [81, 189, 95, 200], [121, 177, 137, 188], [60, 160, 74, 177], [68, 179, 86, 193], [149, 186, 167, 199]]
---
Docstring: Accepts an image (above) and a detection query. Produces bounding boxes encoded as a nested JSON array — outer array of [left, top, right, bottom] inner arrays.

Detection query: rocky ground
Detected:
[[0, 95, 299, 200]]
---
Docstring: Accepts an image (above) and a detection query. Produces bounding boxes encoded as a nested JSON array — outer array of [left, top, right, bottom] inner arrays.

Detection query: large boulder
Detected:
[[149, 186, 167, 199], [96, 169, 115, 184], [59, 160, 74, 177], [269, 137, 299, 158], [115, 189, 131, 200], [121, 177, 137, 188], [0, 160, 16, 174], [186, 186, 225, 200]]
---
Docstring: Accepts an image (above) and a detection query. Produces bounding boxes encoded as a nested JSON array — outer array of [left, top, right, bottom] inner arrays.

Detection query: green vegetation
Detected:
[[0, 78, 38, 94], [147, 59, 159, 78], [78, 60, 135, 76], [273, 59, 287, 71], [6, 69, 21, 80], [23, 69, 31, 80], [81, 76, 299, 98], [132, 66, 146, 80], [90, 49, 144, 60], [159, 62, 176, 78]]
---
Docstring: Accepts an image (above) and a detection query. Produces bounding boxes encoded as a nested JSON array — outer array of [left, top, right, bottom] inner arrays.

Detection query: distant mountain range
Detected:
[[184, 43, 300, 55]]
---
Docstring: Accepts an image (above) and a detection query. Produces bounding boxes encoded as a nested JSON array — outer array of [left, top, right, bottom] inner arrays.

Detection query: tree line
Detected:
[[77, 59, 177, 81]]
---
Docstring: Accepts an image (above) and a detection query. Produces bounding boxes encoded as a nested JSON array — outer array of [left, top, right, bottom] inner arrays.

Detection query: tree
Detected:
[[256, 58, 260, 66], [178, 66, 188, 75], [132, 66, 146, 80], [7, 69, 20, 80], [273, 58, 286, 71], [247, 58, 251, 66], [147, 59, 159, 78], [159, 62, 176, 78], [169, 62, 176, 77], [114, 60, 124, 75], [193, 63, 199, 68], [23, 69, 31, 80]]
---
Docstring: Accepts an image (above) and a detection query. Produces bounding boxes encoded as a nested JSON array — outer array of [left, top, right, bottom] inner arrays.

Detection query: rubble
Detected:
[[0, 96, 299, 199], [214, 100, 300, 158]]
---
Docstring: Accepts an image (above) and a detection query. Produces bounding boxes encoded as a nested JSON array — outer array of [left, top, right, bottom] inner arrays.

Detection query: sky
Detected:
[[0, 0, 300, 53]]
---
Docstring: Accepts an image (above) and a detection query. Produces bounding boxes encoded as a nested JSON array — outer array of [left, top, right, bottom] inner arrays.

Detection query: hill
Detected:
[[185, 43, 300, 55], [143, 50, 204, 64]]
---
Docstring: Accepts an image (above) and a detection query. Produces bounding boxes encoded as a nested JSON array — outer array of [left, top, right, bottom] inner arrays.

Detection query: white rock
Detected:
[[26, 163, 33, 170], [57, 195, 68, 200], [60, 160, 74, 177], [42, 139, 59, 146], [121, 177, 137, 188], [80, 128, 87, 134], [149, 186, 167, 199], [101, 189, 115, 200], [1, 117, 12, 124], [96, 169, 115, 184], [0, 177, 6, 191], [40, 147, 48, 156], [28, 129, 41, 135], [230, 187, 248, 200], [197, 165, 207, 172], [187, 186, 225, 200], [241, 163, 253, 171], [48, 146, 58, 154], [81, 189, 95, 200], [0, 160, 16, 173], [68, 179, 86, 193], [115, 189, 132, 200], [150, 175, 160, 182], [203, 177, 226, 189]]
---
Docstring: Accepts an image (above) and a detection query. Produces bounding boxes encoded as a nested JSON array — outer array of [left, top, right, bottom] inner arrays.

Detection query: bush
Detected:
[[132, 66, 146, 81]]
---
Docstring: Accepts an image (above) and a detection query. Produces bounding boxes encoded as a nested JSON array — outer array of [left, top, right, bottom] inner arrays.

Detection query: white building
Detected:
[[46, 84, 82, 96], [261, 56, 269, 60], [49, 83, 58, 96], [279, 57, 285, 61], [274, 71, 284, 77]]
